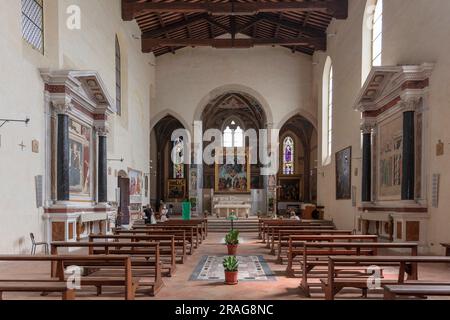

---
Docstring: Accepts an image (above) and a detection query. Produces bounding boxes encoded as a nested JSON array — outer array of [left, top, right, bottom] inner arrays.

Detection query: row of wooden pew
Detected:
[[0, 218, 208, 300], [259, 218, 450, 300]]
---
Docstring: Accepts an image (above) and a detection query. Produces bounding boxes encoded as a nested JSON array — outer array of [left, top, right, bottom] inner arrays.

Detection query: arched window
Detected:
[[371, 0, 383, 66], [283, 136, 295, 175], [322, 57, 333, 165], [173, 137, 184, 179], [115, 35, 122, 116], [223, 120, 244, 148]]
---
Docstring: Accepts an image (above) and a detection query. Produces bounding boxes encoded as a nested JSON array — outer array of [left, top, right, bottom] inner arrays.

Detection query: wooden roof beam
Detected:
[[142, 13, 208, 38], [123, 0, 348, 20], [142, 37, 326, 53]]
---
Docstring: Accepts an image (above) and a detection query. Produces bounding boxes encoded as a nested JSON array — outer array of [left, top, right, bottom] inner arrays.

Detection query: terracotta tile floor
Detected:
[[1, 233, 450, 300]]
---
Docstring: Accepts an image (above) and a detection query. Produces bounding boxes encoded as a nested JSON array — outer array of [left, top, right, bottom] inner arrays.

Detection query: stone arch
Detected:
[[150, 109, 191, 134], [193, 84, 274, 126], [276, 109, 318, 131]]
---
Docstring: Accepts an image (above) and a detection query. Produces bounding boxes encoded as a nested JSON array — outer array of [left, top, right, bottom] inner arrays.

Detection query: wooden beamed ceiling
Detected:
[[122, 0, 348, 56]]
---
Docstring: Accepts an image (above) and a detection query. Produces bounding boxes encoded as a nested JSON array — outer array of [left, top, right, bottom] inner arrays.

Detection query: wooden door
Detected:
[[118, 177, 130, 225]]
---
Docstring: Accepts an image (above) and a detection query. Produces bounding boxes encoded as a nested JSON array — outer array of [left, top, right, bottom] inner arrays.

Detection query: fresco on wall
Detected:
[[69, 120, 91, 195], [278, 178, 301, 202], [128, 168, 143, 203], [215, 149, 250, 193], [378, 116, 403, 199], [335, 147, 352, 200], [168, 179, 186, 200]]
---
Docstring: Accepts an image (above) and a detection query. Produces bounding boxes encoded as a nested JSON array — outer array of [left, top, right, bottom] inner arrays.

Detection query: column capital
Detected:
[[95, 125, 110, 137], [52, 97, 73, 115], [360, 120, 376, 134], [400, 95, 422, 113]]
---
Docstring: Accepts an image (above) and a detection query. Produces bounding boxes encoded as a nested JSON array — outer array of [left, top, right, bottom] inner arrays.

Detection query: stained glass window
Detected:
[[115, 36, 122, 115], [21, 0, 44, 53], [283, 137, 295, 175], [372, 0, 383, 66], [223, 120, 244, 148], [173, 137, 184, 179]]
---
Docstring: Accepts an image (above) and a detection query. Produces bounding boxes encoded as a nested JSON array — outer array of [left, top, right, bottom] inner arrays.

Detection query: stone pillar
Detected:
[[361, 122, 373, 202], [401, 98, 419, 200], [53, 100, 72, 201], [97, 127, 108, 203]]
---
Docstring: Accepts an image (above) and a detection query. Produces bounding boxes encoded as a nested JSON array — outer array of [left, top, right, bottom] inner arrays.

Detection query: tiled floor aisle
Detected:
[[1, 233, 450, 300]]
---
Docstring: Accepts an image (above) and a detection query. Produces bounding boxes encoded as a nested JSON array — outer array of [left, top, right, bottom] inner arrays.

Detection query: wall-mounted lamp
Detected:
[[0, 117, 30, 129], [108, 158, 124, 162]]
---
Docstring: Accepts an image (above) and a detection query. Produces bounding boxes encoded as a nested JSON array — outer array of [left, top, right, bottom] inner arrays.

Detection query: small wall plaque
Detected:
[[32, 140, 39, 153], [432, 173, 440, 208], [436, 140, 444, 156]]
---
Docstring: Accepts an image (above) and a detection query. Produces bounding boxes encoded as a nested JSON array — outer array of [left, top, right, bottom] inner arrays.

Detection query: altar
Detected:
[[213, 195, 251, 218]]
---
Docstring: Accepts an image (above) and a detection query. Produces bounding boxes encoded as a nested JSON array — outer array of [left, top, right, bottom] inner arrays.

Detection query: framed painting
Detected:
[[168, 179, 186, 200], [215, 148, 251, 193], [335, 146, 352, 200], [278, 177, 301, 202], [69, 119, 91, 196], [128, 168, 143, 204]]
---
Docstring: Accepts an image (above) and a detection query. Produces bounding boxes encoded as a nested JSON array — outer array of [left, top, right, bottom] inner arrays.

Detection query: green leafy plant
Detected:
[[225, 230, 240, 245], [223, 256, 239, 272]]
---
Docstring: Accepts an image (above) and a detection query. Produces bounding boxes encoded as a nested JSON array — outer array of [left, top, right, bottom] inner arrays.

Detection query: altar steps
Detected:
[[207, 219, 259, 233]]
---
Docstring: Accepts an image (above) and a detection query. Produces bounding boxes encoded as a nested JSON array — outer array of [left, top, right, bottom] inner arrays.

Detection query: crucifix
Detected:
[[18, 140, 26, 151]]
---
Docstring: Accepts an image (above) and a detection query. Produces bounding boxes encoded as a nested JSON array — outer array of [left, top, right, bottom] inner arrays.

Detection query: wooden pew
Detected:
[[89, 234, 177, 276], [133, 225, 198, 252], [158, 219, 206, 243], [441, 243, 450, 256], [0, 255, 134, 300], [261, 220, 335, 243], [275, 230, 354, 263], [299, 242, 418, 297], [258, 219, 334, 240], [284, 235, 378, 271], [384, 283, 450, 300], [323, 256, 450, 300], [270, 228, 350, 255], [263, 221, 336, 248], [51, 242, 164, 296], [114, 229, 188, 260]]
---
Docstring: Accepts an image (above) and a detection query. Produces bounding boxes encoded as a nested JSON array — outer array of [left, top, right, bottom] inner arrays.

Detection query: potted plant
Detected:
[[225, 229, 240, 255], [223, 256, 239, 285]]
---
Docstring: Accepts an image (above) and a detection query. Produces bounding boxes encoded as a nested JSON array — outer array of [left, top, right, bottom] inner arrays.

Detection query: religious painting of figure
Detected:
[[190, 168, 198, 192], [128, 168, 143, 203], [168, 179, 186, 200], [378, 115, 403, 199], [215, 149, 251, 193], [278, 178, 301, 202], [335, 146, 352, 200], [69, 120, 91, 195]]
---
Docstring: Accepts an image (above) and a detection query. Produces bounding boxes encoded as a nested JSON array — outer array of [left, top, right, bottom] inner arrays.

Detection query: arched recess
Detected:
[[150, 115, 188, 210], [200, 91, 269, 191], [150, 109, 192, 135], [194, 84, 274, 125], [279, 114, 318, 203]]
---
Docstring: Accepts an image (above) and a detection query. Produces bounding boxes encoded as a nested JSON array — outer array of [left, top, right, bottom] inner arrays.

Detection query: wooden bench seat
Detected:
[[0, 281, 75, 300], [384, 284, 450, 300], [114, 229, 188, 259], [89, 234, 178, 276], [320, 278, 399, 299], [324, 255, 450, 300], [132, 225, 198, 252], [274, 230, 354, 259], [0, 255, 135, 300], [51, 242, 164, 297], [298, 243, 419, 297]]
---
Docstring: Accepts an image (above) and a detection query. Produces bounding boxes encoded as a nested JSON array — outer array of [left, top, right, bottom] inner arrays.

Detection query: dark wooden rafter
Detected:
[[123, 0, 348, 20], [142, 37, 326, 52], [125, 0, 347, 56]]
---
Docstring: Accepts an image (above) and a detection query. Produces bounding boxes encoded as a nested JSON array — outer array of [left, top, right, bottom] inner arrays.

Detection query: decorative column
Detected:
[[401, 98, 419, 200], [361, 122, 374, 202], [97, 126, 109, 203], [53, 99, 72, 202]]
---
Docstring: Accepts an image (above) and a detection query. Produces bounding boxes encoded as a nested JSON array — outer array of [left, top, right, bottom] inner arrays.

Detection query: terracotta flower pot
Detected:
[[224, 271, 239, 285], [227, 244, 238, 255]]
